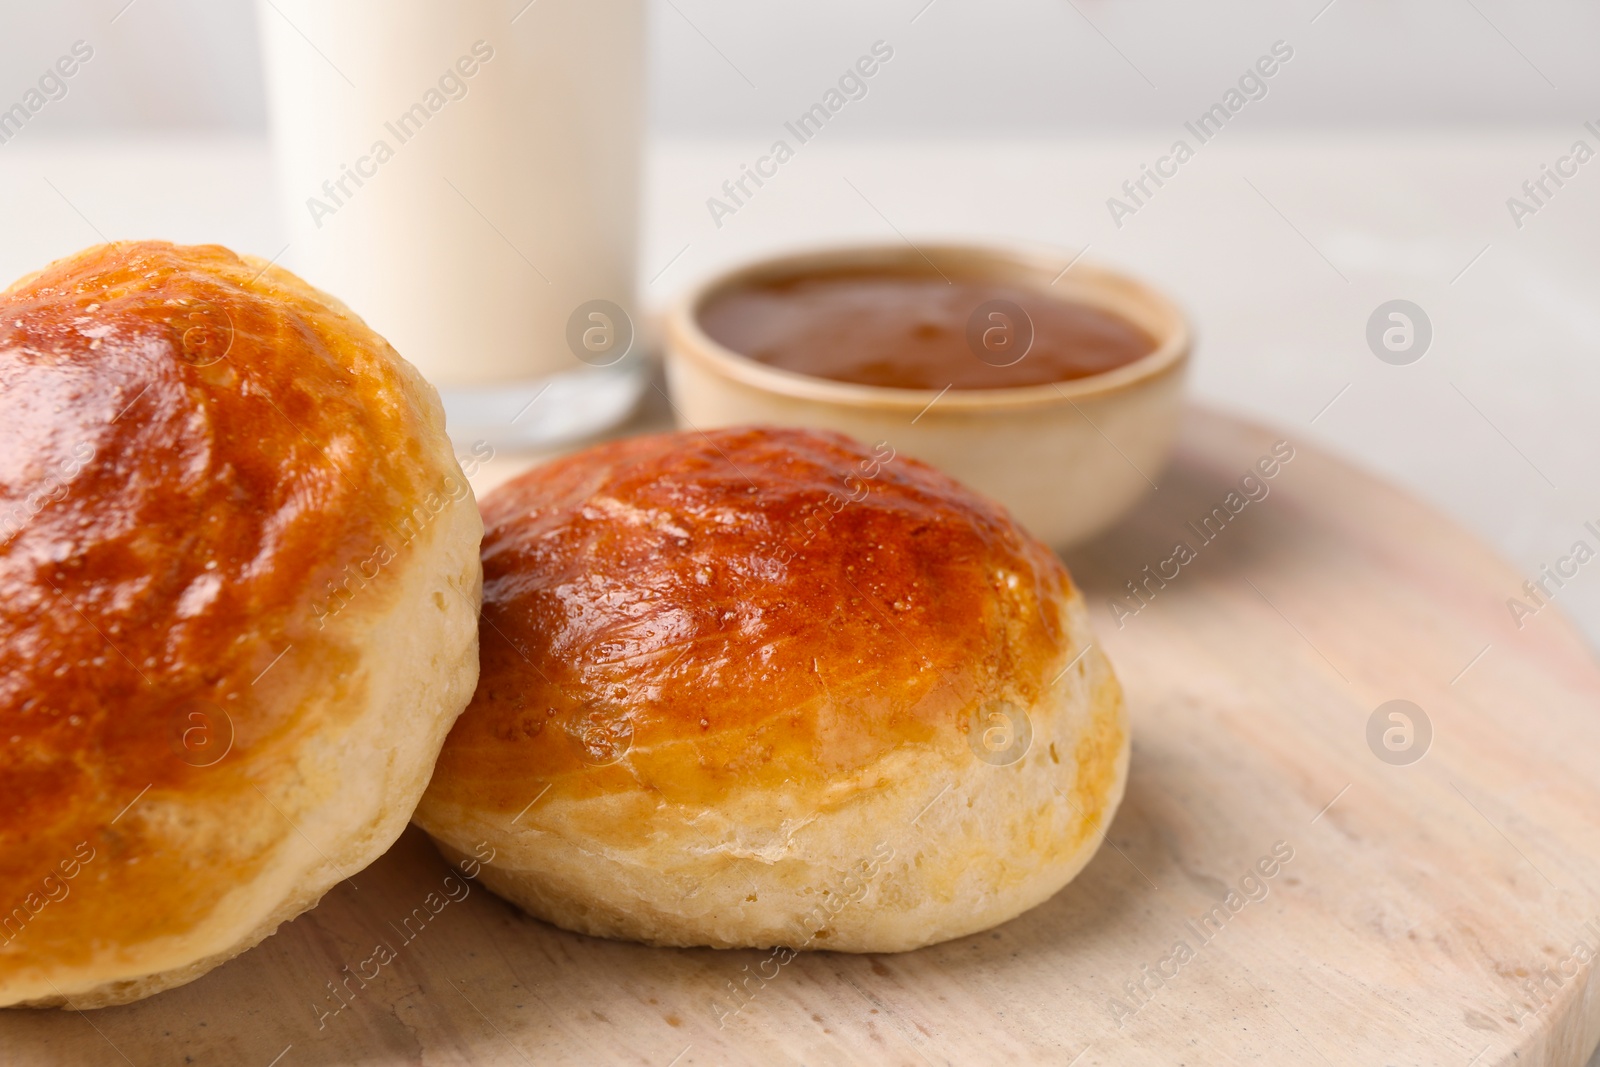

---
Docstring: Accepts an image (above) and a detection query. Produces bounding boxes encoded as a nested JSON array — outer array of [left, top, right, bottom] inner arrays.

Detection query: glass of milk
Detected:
[[256, 0, 646, 449]]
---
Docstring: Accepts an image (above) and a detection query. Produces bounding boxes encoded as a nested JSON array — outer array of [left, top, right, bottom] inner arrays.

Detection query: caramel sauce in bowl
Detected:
[[664, 244, 1190, 548]]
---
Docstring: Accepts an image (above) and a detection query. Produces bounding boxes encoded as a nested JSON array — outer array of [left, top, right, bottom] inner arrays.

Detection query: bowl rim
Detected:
[[664, 240, 1193, 413]]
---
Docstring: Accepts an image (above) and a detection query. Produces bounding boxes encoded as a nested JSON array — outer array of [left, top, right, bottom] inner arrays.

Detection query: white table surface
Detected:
[[1, 132, 1597, 1062]]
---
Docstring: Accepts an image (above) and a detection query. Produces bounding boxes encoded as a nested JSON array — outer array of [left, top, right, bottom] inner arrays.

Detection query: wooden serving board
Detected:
[[5, 408, 1599, 1066]]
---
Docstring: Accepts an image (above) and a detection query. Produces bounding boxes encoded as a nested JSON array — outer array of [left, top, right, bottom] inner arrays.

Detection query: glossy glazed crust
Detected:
[[425, 427, 1076, 817], [0, 242, 482, 1006], [417, 427, 1125, 951]]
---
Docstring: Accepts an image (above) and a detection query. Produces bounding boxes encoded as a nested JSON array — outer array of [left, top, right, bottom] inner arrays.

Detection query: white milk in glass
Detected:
[[257, 0, 645, 447]]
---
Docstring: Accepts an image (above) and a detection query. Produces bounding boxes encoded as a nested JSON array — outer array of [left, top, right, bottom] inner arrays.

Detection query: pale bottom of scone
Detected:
[[425, 619, 1128, 954], [12, 498, 482, 1010]]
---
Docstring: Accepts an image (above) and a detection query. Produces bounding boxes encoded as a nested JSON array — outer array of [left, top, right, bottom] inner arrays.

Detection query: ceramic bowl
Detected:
[[663, 242, 1190, 548]]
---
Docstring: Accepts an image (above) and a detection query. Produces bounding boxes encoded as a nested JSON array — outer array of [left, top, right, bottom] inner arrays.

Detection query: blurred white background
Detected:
[[0, 0, 1597, 660], [0, 0, 1596, 133]]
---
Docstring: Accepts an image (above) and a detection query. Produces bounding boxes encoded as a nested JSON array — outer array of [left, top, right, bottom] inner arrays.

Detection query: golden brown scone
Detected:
[[416, 427, 1126, 952], [0, 242, 482, 1008]]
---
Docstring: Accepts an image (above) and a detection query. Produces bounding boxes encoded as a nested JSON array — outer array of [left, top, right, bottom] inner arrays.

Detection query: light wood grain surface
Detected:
[[3, 407, 1597, 1066]]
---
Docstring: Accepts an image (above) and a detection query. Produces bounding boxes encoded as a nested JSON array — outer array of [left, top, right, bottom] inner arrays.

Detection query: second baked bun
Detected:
[[417, 427, 1126, 952]]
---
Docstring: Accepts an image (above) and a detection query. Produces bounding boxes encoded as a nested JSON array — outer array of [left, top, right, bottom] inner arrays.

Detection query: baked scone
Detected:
[[0, 242, 482, 1008], [416, 427, 1126, 952]]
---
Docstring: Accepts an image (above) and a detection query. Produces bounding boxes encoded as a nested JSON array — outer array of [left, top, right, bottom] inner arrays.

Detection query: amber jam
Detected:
[[698, 270, 1158, 391]]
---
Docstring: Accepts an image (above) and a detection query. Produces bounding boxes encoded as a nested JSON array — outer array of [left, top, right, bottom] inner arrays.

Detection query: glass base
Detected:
[[438, 363, 648, 452]]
